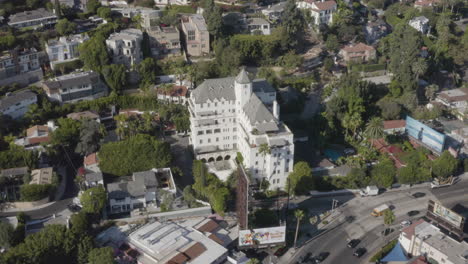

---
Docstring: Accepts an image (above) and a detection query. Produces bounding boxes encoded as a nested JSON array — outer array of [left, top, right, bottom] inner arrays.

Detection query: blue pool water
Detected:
[[324, 149, 342, 162]]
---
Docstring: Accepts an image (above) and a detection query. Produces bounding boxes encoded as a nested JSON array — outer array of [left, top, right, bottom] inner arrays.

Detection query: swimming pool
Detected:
[[324, 149, 342, 162]]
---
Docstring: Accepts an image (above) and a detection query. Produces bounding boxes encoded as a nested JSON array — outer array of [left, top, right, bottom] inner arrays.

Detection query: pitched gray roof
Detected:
[[1, 167, 28, 178], [107, 170, 158, 199], [85, 172, 103, 183], [43, 71, 100, 93], [253, 79, 275, 93], [0, 90, 36, 112], [192, 77, 236, 104], [8, 8, 56, 24], [243, 94, 276, 125], [236, 68, 251, 84]]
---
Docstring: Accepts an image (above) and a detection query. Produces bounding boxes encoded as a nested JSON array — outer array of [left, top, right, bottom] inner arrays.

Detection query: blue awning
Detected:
[[381, 241, 408, 262]]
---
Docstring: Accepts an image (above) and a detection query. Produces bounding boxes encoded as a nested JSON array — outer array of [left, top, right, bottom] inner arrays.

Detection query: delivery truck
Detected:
[[371, 204, 390, 217], [359, 186, 379, 197]]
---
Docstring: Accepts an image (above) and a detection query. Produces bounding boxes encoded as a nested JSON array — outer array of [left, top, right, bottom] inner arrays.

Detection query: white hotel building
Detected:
[[188, 69, 294, 190]]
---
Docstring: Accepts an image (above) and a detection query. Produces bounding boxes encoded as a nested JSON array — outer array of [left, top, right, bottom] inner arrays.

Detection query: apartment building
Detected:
[[297, 0, 337, 26], [8, 8, 57, 29], [339, 42, 376, 63], [189, 69, 294, 190], [0, 90, 37, 119], [146, 26, 181, 57], [42, 70, 108, 103], [107, 168, 177, 214], [106, 28, 143, 68], [181, 14, 210, 57], [0, 48, 43, 87], [45, 34, 89, 70]]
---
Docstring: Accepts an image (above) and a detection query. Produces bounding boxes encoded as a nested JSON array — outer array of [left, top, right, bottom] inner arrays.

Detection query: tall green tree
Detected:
[[281, 0, 305, 50], [86, 0, 101, 14], [80, 186, 107, 214], [79, 36, 109, 72], [432, 151, 458, 180], [0, 222, 13, 248], [370, 158, 396, 188], [102, 64, 127, 95], [51, 118, 81, 149], [53, 0, 61, 18], [203, 0, 224, 39], [75, 119, 106, 156], [55, 19, 77, 36], [138, 58, 158, 90], [287, 162, 315, 195], [88, 247, 114, 264], [364, 117, 384, 147], [384, 210, 395, 225]]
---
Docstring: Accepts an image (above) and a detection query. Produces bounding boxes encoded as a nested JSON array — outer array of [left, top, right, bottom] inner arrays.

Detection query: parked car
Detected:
[[68, 204, 81, 212], [353, 248, 366, 257], [400, 220, 412, 227], [381, 228, 394, 236], [412, 192, 425, 198], [407, 210, 419, 217], [274, 246, 287, 257], [347, 239, 360, 248], [314, 252, 330, 263]]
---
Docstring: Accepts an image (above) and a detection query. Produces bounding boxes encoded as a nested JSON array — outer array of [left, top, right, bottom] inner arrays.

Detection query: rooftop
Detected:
[[30, 167, 53, 185], [383, 120, 406, 130], [410, 16, 429, 23], [67, 111, 100, 121], [107, 28, 143, 41], [184, 14, 207, 31], [0, 90, 36, 112], [8, 8, 56, 24], [341, 42, 375, 53], [47, 34, 89, 46], [84, 153, 99, 166], [1, 167, 28, 178], [438, 88, 468, 103], [156, 85, 188, 97], [43, 71, 100, 93], [247, 17, 270, 26], [312, 0, 337, 11]]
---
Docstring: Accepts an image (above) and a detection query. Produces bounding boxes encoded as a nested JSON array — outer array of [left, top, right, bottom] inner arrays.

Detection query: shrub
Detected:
[[370, 239, 398, 262], [20, 184, 53, 201]]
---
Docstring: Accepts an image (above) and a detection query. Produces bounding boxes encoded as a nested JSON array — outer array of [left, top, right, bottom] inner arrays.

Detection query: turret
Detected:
[[234, 68, 252, 108]]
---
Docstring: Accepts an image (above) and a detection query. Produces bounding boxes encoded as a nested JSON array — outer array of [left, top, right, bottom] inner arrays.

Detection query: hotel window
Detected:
[[199, 140, 203, 144]]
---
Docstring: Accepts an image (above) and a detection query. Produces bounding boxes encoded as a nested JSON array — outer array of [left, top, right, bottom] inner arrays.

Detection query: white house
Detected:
[[409, 16, 430, 34], [107, 168, 177, 214], [106, 29, 143, 68], [189, 69, 294, 190], [0, 48, 43, 87], [45, 34, 89, 70], [261, 2, 287, 21], [0, 90, 37, 119], [297, 0, 337, 26], [246, 17, 271, 35]]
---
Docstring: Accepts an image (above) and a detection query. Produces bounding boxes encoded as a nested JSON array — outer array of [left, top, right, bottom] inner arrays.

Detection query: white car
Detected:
[[400, 220, 411, 227]]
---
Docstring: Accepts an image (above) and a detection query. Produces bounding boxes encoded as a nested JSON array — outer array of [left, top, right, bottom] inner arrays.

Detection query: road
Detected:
[[282, 178, 468, 264]]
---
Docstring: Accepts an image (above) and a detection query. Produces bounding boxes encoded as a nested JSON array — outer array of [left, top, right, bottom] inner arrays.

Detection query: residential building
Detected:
[[189, 69, 294, 190], [435, 88, 468, 121], [181, 14, 210, 57], [42, 70, 108, 103], [154, 0, 191, 6], [111, 7, 162, 28], [0, 167, 28, 201], [414, 0, 439, 10], [14, 121, 57, 150], [0, 48, 43, 87], [30, 167, 54, 185], [126, 217, 234, 264], [0, 90, 37, 119], [297, 0, 337, 26], [383, 120, 406, 134], [261, 2, 287, 21], [146, 26, 181, 57], [364, 19, 390, 44], [399, 220, 468, 264], [55, 0, 89, 11], [246, 17, 271, 35], [339, 42, 376, 63], [84, 172, 104, 188], [7, 8, 57, 29], [107, 168, 177, 214], [45, 34, 89, 70], [409, 16, 430, 34], [106, 29, 143, 67], [67, 110, 100, 122], [156, 85, 188, 104], [84, 152, 100, 173]]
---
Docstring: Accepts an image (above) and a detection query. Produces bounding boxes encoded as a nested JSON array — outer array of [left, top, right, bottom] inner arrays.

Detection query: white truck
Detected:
[[431, 177, 455, 189], [360, 186, 379, 197]]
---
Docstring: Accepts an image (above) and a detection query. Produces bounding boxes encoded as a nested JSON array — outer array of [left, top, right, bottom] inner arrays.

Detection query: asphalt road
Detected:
[[282, 178, 468, 264]]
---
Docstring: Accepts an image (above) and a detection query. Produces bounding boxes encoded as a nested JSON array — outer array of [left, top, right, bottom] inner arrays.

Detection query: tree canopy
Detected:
[[432, 151, 458, 179], [55, 19, 76, 36], [287, 162, 315, 195], [102, 64, 127, 95], [80, 186, 107, 214]]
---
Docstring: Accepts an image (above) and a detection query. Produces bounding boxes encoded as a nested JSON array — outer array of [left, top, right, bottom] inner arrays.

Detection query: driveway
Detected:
[[167, 135, 194, 190]]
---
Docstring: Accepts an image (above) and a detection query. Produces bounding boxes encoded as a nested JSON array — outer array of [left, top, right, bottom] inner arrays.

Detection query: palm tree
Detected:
[[258, 143, 271, 189], [364, 117, 384, 148], [294, 209, 304, 248], [411, 58, 428, 80], [114, 114, 129, 140], [424, 84, 438, 101]]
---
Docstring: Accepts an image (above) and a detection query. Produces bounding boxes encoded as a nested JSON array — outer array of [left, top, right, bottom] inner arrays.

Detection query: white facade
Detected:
[[106, 28, 143, 68], [399, 220, 468, 264], [409, 16, 430, 34], [45, 34, 89, 70], [8, 8, 57, 29], [111, 7, 162, 29], [247, 18, 271, 35], [297, 1, 337, 26], [189, 69, 294, 190], [154, 0, 191, 6], [0, 90, 37, 119]]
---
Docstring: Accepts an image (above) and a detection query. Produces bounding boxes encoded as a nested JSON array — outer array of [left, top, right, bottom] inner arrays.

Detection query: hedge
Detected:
[[53, 60, 84, 75], [351, 64, 386, 73], [20, 184, 53, 201], [370, 239, 398, 262]]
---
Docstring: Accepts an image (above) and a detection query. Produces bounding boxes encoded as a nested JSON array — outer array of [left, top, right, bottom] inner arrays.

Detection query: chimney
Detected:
[[273, 100, 280, 119]]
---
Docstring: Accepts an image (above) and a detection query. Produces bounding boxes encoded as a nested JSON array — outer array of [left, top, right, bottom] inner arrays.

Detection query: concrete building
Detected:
[[106, 28, 143, 68], [146, 26, 181, 57], [261, 2, 287, 21], [0, 48, 43, 87], [111, 7, 162, 29], [297, 0, 337, 26], [246, 17, 271, 35], [339, 42, 376, 63], [181, 14, 210, 57], [435, 88, 468, 121], [8, 8, 57, 29], [409, 16, 430, 34], [42, 71, 108, 103], [127, 217, 234, 264], [30, 167, 54, 185], [45, 34, 89, 70], [399, 220, 468, 264], [107, 168, 177, 214], [0, 90, 37, 119], [156, 85, 188, 104], [189, 69, 294, 190]]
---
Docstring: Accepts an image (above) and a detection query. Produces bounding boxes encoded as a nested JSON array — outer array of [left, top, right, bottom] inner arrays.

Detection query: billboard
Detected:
[[405, 116, 446, 153], [432, 202, 464, 228], [239, 226, 286, 247]]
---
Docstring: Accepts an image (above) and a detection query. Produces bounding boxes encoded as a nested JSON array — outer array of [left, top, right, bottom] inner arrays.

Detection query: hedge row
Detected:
[[351, 63, 386, 73], [369, 239, 398, 262]]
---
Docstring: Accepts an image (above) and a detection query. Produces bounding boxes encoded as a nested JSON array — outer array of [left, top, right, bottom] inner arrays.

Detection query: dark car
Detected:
[[381, 228, 394, 236], [353, 248, 366, 257], [303, 252, 312, 262], [347, 239, 360, 248], [412, 192, 426, 198], [407, 210, 419, 217], [314, 252, 330, 263], [274, 246, 287, 257], [68, 204, 81, 212]]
